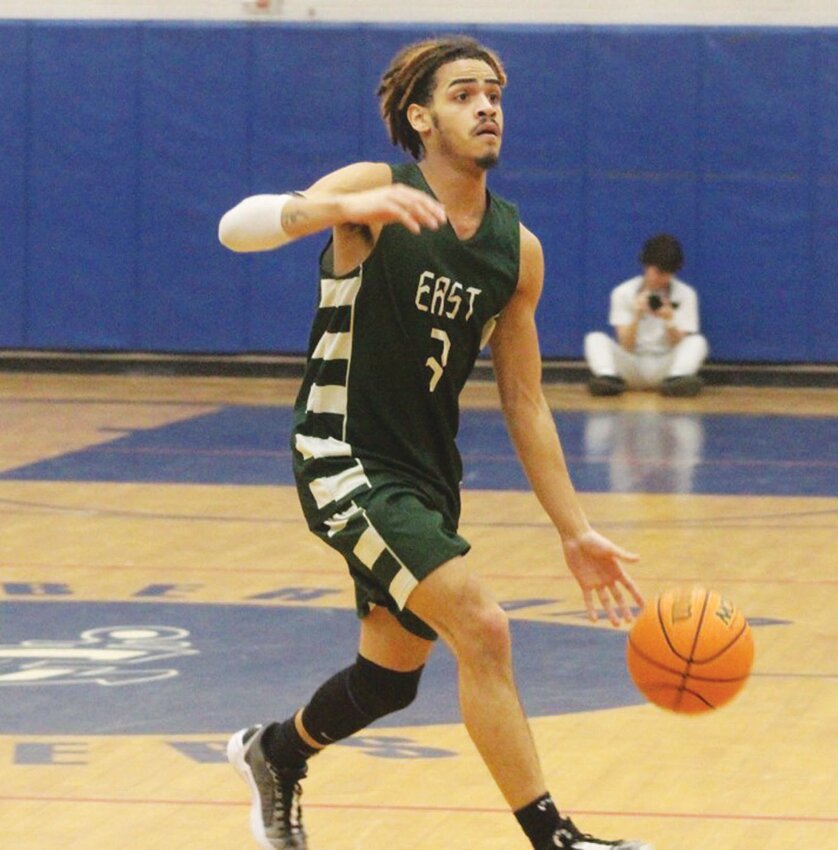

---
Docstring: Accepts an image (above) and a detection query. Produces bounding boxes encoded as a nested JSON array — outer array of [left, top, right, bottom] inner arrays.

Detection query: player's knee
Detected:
[[415, 569, 511, 667], [349, 654, 424, 719], [454, 599, 512, 668], [476, 604, 512, 661]]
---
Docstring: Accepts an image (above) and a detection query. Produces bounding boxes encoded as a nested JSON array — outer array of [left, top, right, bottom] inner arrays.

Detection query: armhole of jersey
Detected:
[[388, 162, 401, 186], [319, 238, 364, 280], [329, 164, 407, 276]]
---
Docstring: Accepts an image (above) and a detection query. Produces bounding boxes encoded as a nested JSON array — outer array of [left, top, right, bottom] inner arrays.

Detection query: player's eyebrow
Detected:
[[446, 76, 502, 88]]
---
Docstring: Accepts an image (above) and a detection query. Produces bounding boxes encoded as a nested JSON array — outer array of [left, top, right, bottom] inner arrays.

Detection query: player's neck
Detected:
[[418, 157, 488, 238]]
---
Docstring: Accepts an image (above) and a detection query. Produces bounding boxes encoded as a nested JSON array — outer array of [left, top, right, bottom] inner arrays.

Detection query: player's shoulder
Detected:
[[305, 161, 393, 195], [518, 220, 541, 247], [518, 222, 543, 264], [515, 223, 544, 298]]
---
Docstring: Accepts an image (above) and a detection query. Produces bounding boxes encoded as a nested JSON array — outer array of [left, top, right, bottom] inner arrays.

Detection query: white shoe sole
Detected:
[[573, 843, 653, 850], [227, 726, 276, 850]]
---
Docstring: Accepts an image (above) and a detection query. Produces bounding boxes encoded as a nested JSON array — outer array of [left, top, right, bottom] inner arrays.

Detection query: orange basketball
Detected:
[[626, 586, 755, 713]]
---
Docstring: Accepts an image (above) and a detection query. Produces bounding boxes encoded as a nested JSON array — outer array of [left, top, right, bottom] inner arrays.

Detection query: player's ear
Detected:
[[407, 103, 432, 134]]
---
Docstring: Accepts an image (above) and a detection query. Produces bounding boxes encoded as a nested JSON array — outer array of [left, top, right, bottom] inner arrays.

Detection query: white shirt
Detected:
[[609, 275, 700, 354]]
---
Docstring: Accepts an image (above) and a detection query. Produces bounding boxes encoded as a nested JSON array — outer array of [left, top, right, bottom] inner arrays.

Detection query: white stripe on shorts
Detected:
[[388, 568, 418, 610], [324, 503, 363, 537], [353, 523, 386, 568], [353, 515, 418, 610], [308, 461, 369, 510]]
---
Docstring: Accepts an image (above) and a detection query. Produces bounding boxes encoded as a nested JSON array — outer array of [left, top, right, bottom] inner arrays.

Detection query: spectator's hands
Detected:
[[633, 292, 650, 319], [656, 301, 675, 322]]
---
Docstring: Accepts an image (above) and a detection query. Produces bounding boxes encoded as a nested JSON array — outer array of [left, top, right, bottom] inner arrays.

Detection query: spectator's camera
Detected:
[[647, 293, 664, 311]]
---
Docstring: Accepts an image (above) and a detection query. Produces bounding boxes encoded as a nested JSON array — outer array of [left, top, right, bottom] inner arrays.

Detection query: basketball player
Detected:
[[219, 36, 651, 850]]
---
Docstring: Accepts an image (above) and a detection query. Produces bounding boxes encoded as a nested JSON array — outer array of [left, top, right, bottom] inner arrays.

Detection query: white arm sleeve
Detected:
[[218, 194, 294, 253]]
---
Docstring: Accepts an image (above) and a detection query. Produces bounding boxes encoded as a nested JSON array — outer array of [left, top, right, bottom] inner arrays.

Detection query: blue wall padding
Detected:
[[813, 33, 838, 361], [246, 26, 367, 351], [0, 23, 28, 347], [27, 23, 140, 348], [0, 21, 835, 362], [137, 24, 253, 350]]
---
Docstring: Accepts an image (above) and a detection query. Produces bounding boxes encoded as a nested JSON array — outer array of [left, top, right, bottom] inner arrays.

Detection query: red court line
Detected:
[[1, 558, 836, 586], [0, 793, 833, 824], [1, 496, 836, 530], [4, 442, 836, 469], [1, 559, 836, 585]]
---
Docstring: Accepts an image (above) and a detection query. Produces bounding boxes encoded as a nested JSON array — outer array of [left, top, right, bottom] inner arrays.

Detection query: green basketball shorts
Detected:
[[298, 473, 470, 641]]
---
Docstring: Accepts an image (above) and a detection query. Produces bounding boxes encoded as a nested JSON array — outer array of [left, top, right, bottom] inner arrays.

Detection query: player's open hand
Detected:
[[561, 529, 643, 627], [339, 184, 447, 234]]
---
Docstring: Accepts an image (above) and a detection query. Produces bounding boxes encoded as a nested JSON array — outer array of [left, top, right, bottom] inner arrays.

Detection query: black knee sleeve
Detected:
[[301, 654, 423, 746], [349, 654, 423, 718]]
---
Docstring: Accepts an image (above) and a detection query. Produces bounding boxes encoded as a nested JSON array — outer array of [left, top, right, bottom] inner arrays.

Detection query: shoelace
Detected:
[[555, 819, 612, 847], [269, 764, 306, 835], [285, 779, 304, 835]]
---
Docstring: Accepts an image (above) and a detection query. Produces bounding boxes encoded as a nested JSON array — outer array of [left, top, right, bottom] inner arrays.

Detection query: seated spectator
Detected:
[[584, 233, 708, 397]]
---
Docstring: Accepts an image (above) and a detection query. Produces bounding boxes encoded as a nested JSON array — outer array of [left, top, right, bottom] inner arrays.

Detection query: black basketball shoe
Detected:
[[660, 374, 703, 397], [588, 375, 628, 396], [227, 725, 308, 849], [548, 816, 653, 850]]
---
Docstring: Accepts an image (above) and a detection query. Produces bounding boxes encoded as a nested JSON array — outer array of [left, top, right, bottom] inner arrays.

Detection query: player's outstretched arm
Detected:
[[490, 225, 643, 626], [218, 161, 446, 253]]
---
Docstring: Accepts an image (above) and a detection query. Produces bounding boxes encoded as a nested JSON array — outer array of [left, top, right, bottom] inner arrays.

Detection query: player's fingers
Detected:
[[613, 545, 640, 563], [391, 186, 447, 227], [582, 588, 597, 623], [420, 197, 448, 225], [387, 198, 435, 233], [393, 197, 445, 232], [597, 586, 620, 628], [394, 210, 422, 234], [619, 573, 646, 608], [611, 585, 633, 624]]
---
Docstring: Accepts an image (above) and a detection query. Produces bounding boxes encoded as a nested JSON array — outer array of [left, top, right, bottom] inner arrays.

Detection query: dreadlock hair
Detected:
[[377, 36, 507, 161]]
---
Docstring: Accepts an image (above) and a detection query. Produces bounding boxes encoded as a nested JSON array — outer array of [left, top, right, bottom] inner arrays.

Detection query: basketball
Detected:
[[626, 586, 754, 713]]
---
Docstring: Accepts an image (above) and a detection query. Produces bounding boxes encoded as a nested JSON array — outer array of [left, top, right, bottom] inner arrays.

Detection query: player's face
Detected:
[[425, 58, 504, 169]]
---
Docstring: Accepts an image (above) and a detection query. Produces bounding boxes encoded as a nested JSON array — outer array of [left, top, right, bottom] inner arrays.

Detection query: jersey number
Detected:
[[426, 328, 451, 392]]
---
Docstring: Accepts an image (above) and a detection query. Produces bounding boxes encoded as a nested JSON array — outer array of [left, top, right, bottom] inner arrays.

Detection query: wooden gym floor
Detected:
[[0, 369, 835, 850]]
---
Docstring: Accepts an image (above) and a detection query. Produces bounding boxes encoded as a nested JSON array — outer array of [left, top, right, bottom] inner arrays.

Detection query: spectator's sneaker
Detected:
[[588, 375, 627, 396], [227, 725, 308, 850], [660, 375, 703, 397], [549, 816, 653, 850]]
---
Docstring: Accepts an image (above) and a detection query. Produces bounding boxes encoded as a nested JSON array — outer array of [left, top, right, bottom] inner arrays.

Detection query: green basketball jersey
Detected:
[[292, 162, 521, 524]]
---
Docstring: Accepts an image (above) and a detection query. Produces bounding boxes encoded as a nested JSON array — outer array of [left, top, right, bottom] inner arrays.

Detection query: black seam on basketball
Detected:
[[679, 590, 710, 698], [627, 637, 688, 677], [630, 637, 748, 683], [677, 672, 750, 683], [679, 685, 715, 709], [656, 595, 691, 663], [687, 590, 710, 665], [691, 619, 751, 664], [640, 683, 716, 710]]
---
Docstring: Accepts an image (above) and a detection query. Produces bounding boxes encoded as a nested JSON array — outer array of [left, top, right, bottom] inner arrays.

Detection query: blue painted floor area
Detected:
[[1, 405, 835, 496], [0, 600, 644, 734]]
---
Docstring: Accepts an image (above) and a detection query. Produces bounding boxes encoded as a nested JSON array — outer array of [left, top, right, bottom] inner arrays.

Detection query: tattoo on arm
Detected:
[[281, 208, 308, 231]]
